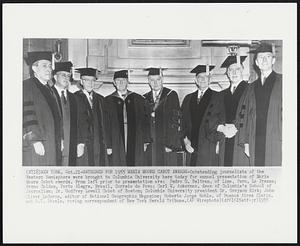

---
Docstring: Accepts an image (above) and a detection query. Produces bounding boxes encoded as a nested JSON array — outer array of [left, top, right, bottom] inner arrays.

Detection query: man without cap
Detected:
[[181, 65, 221, 166], [144, 68, 181, 166], [236, 42, 282, 166], [216, 55, 251, 166], [75, 68, 107, 166], [23, 51, 63, 166], [105, 70, 151, 166], [52, 61, 83, 166]]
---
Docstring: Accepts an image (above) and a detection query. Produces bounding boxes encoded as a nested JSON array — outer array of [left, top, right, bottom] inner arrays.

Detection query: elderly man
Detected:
[[75, 68, 107, 166], [52, 61, 83, 166], [236, 43, 282, 166], [143, 67, 181, 166], [181, 64, 221, 166], [216, 55, 250, 166], [105, 70, 151, 166], [23, 51, 63, 166]]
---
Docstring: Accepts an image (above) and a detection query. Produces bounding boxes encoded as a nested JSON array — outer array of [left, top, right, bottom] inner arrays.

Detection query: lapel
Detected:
[[67, 91, 76, 119], [191, 90, 198, 103], [153, 87, 170, 111], [79, 90, 93, 116], [33, 78, 57, 113], [111, 90, 133, 100], [52, 86, 63, 116]]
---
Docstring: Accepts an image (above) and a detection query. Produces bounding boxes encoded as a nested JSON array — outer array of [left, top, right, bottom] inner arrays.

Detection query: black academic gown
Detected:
[[104, 91, 151, 166], [52, 87, 79, 166], [181, 89, 221, 166], [235, 72, 282, 166], [253, 72, 279, 166], [144, 87, 181, 166], [23, 77, 63, 166], [75, 90, 107, 166], [218, 81, 248, 166]]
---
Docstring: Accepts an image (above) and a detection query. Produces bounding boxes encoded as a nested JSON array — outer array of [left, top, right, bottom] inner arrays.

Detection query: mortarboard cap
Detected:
[[190, 65, 215, 76], [54, 61, 73, 74], [221, 55, 247, 68], [25, 51, 52, 66], [75, 67, 100, 77], [144, 67, 167, 76], [114, 70, 128, 80], [249, 42, 273, 54]]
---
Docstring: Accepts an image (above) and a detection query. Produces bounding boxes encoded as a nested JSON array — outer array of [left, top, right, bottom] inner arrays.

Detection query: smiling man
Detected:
[[52, 61, 82, 166], [240, 42, 282, 166], [23, 51, 63, 166], [143, 67, 181, 166], [181, 64, 221, 166], [105, 70, 151, 166], [216, 55, 250, 166], [74, 68, 107, 166]]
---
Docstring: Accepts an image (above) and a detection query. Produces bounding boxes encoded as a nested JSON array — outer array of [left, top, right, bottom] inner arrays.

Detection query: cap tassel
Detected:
[[51, 53, 55, 70], [272, 43, 275, 55], [237, 54, 241, 65], [206, 64, 209, 75]]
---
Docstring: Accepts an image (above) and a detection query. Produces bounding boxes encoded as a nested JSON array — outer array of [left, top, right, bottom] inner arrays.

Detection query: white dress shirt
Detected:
[[197, 87, 208, 99], [83, 89, 93, 108], [54, 85, 67, 100]]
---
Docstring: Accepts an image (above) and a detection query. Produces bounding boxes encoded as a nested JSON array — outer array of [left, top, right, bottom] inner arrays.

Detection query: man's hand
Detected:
[[77, 143, 85, 157], [223, 124, 238, 138], [244, 143, 250, 157], [61, 140, 64, 151], [33, 141, 45, 156], [217, 124, 225, 133], [216, 141, 220, 154], [144, 143, 150, 152], [165, 147, 172, 153], [183, 137, 194, 153], [107, 148, 112, 155]]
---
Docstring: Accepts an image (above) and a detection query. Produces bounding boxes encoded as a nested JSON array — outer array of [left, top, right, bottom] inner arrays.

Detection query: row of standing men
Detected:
[[23, 42, 282, 166]]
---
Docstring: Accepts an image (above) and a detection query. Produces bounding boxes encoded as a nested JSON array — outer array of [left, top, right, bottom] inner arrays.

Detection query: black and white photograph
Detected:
[[3, 3, 297, 244], [22, 38, 282, 167]]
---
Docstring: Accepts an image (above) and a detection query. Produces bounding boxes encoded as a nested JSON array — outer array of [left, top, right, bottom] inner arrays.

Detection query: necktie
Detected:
[[262, 76, 266, 86], [61, 90, 67, 105], [232, 86, 236, 94], [123, 101, 128, 153], [88, 92, 93, 108], [197, 91, 203, 104], [46, 84, 55, 96]]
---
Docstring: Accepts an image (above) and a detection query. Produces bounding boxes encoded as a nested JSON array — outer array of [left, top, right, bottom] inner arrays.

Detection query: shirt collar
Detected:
[[261, 70, 273, 83], [152, 89, 162, 99], [54, 84, 67, 97], [83, 89, 93, 98], [230, 80, 243, 94], [117, 90, 128, 99], [34, 76, 49, 86], [198, 87, 208, 98]]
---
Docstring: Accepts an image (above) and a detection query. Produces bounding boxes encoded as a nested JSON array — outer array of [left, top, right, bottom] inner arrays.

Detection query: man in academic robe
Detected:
[[236, 42, 282, 166], [74, 68, 107, 166], [105, 70, 151, 166], [216, 55, 251, 166], [52, 61, 82, 166], [23, 51, 63, 166], [144, 67, 181, 166], [181, 64, 221, 166]]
